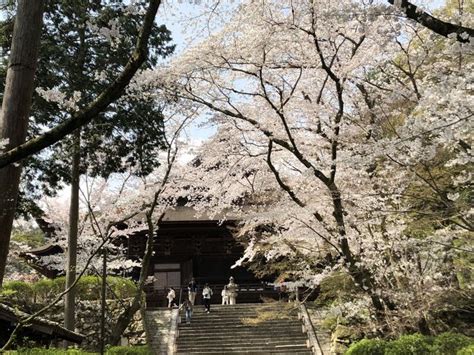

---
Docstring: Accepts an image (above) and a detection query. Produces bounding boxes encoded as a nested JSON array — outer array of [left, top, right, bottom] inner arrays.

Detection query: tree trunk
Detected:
[[64, 129, 80, 337], [0, 0, 44, 286], [109, 212, 164, 346], [100, 248, 107, 355]]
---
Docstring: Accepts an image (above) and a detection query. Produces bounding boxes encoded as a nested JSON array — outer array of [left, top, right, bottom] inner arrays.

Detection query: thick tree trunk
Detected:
[[64, 130, 81, 336], [329, 183, 387, 314], [0, 0, 44, 286]]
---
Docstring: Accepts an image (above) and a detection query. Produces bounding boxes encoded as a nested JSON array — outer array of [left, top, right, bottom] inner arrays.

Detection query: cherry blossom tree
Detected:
[[2, 104, 195, 349], [148, 0, 472, 334]]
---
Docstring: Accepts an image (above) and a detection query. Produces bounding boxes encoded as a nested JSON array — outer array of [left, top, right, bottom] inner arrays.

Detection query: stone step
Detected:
[[179, 319, 300, 326], [188, 309, 296, 316], [178, 350, 311, 354], [177, 325, 304, 334], [177, 341, 309, 349], [177, 337, 308, 345], [177, 345, 311, 353], [177, 339, 309, 347], [177, 333, 308, 341], [174, 303, 311, 355], [178, 329, 305, 338], [186, 311, 296, 317], [189, 306, 291, 312]]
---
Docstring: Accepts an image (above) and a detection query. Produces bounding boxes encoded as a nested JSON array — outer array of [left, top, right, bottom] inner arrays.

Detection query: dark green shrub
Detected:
[[384, 334, 434, 355], [1, 280, 34, 306], [71, 276, 136, 301], [346, 333, 474, 355], [32, 278, 57, 303], [30, 276, 137, 303], [345, 338, 387, 355], [106, 346, 151, 355], [433, 332, 473, 355], [13, 348, 94, 354], [457, 344, 474, 355]]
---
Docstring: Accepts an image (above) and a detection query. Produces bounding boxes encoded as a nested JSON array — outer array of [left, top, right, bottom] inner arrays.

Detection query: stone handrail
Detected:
[[299, 303, 324, 355], [168, 308, 179, 354]]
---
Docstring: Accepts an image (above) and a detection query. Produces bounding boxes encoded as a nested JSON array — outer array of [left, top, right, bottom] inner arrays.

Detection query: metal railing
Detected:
[[144, 282, 283, 308]]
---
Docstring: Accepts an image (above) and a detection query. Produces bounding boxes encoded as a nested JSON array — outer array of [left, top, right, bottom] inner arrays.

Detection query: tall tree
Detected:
[[158, 0, 472, 333], [0, 0, 165, 286], [24, 0, 173, 334], [0, 0, 44, 286]]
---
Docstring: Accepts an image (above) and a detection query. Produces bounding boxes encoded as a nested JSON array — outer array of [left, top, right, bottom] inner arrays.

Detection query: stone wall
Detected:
[[42, 298, 145, 350]]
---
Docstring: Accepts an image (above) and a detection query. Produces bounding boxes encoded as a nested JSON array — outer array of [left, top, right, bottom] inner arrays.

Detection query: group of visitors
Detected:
[[166, 276, 238, 324]]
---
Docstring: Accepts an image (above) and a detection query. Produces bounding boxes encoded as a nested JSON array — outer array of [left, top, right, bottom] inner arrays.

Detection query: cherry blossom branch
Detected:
[[1, 228, 114, 351], [387, 0, 474, 43]]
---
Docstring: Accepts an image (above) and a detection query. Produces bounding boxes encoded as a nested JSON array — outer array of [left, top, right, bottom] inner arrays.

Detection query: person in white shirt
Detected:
[[202, 283, 213, 313], [167, 287, 176, 308], [188, 277, 198, 305], [221, 285, 229, 305], [227, 277, 238, 305]]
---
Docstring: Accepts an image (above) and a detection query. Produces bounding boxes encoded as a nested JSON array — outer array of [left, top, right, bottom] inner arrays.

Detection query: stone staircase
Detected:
[[176, 303, 313, 354]]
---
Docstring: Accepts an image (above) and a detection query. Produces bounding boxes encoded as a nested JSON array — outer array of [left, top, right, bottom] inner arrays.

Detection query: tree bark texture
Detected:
[[0, 0, 44, 286], [100, 249, 107, 355], [64, 130, 80, 336]]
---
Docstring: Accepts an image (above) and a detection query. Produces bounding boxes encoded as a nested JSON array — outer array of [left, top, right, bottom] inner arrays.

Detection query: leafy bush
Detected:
[[385, 334, 434, 354], [345, 338, 387, 355], [433, 332, 473, 355], [457, 344, 474, 355], [106, 346, 151, 355], [1, 280, 35, 307], [33, 278, 62, 303], [11, 348, 94, 354], [346, 333, 474, 355], [4, 276, 137, 306]]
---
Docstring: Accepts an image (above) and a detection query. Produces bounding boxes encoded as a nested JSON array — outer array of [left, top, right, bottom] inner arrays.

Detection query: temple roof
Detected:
[[0, 303, 84, 344]]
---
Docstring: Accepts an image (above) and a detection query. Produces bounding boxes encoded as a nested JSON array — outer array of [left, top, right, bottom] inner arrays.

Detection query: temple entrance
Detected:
[[153, 263, 181, 290]]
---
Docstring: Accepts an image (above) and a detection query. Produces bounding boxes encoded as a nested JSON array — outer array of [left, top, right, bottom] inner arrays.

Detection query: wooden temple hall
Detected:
[[132, 208, 275, 307], [25, 207, 278, 308]]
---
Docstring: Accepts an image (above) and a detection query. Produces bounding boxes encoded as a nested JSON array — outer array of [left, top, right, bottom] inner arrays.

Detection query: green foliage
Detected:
[[9, 348, 95, 354], [432, 332, 474, 355], [5, 347, 149, 355], [1, 0, 175, 218], [346, 333, 474, 355], [1, 280, 34, 308], [106, 346, 151, 355], [457, 344, 474, 355], [384, 334, 434, 355], [316, 272, 356, 306], [32, 278, 64, 303], [73, 276, 137, 301], [2, 276, 137, 306], [11, 228, 45, 249], [345, 338, 387, 355]]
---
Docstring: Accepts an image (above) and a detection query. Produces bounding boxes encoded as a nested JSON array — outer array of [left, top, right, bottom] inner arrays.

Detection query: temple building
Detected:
[[23, 207, 278, 307]]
